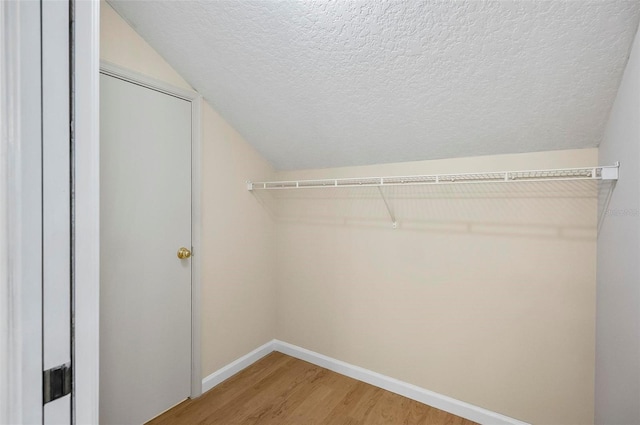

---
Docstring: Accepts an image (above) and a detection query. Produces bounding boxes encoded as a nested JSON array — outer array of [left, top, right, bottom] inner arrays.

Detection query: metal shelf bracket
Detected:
[[597, 161, 620, 235], [377, 186, 397, 229], [601, 161, 620, 181]]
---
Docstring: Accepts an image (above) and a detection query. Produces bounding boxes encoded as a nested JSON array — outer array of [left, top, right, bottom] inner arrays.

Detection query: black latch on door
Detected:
[[43, 362, 71, 404]]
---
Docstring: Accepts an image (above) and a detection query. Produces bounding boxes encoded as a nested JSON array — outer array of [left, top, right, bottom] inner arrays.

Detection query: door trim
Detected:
[[75, 1, 101, 422], [99, 61, 203, 398], [1, 1, 43, 423]]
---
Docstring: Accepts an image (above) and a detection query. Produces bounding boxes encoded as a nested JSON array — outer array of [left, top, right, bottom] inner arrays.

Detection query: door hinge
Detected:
[[43, 362, 71, 404]]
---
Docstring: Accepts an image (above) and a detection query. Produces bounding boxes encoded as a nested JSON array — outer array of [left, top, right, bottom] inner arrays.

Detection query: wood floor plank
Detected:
[[323, 381, 371, 425], [351, 386, 388, 423], [145, 353, 477, 425], [280, 382, 335, 424], [361, 390, 409, 424], [248, 370, 328, 425], [424, 404, 455, 424], [253, 367, 351, 425], [147, 353, 294, 425], [198, 357, 321, 424], [239, 367, 332, 424], [281, 369, 359, 425], [401, 399, 431, 425]]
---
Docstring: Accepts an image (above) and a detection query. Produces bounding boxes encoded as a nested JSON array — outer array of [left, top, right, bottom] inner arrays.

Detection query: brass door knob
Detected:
[[177, 247, 191, 259]]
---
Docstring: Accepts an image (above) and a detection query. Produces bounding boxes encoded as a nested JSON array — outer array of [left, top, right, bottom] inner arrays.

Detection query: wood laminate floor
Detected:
[[146, 352, 478, 425]]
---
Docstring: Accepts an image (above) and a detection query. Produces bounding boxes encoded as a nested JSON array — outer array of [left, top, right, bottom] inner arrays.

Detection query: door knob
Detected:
[[177, 247, 191, 259]]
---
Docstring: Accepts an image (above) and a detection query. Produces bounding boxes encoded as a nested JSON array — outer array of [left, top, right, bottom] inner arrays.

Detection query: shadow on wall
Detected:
[[252, 180, 601, 241]]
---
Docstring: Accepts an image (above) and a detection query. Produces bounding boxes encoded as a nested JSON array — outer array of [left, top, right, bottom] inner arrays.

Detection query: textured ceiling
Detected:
[[109, 0, 640, 170]]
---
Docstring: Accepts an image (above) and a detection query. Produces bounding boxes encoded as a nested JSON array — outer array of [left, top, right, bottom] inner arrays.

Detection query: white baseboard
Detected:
[[201, 340, 274, 393], [273, 340, 529, 425], [201, 339, 529, 425]]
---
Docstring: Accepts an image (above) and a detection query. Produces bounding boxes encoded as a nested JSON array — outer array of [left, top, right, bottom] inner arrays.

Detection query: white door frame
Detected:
[[1, 1, 45, 423], [74, 1, 101, 423], [99, 61, 204, 399], [1, 1, 102, 423]]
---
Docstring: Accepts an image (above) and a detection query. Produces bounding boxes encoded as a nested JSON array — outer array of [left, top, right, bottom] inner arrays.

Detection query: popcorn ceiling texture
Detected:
[[109, 0, 640, 170]]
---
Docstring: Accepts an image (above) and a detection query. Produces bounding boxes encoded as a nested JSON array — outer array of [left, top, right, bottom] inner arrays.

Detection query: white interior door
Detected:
[[100, 74, 192, 425]]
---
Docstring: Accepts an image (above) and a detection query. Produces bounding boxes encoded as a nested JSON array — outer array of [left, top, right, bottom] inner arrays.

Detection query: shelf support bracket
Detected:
[[598, 161, 620, 236], [377, 186, 397, 229], [598, 181, 616, 235]]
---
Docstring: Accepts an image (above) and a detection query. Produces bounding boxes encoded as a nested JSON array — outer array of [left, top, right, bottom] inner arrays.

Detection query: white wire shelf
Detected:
[[247, 164, 619, 191], [247, 163, 619, 232]]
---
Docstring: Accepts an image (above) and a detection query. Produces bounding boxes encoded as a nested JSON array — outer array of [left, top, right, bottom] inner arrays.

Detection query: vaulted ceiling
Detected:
[[109, 0, 640, 170]]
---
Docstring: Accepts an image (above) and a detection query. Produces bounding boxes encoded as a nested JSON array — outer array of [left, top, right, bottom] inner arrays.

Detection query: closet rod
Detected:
[[247, 163, 619, 191]]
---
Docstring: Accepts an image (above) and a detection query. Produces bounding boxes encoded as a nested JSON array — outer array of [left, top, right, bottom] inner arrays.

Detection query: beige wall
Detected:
[[275, 148, 598, 425], [100, 2, 191, 91], [100, 1, 277, 377]]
